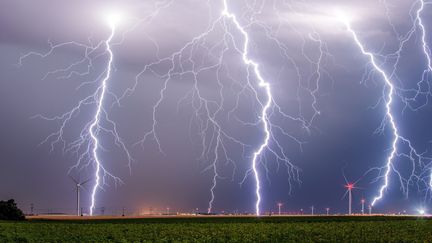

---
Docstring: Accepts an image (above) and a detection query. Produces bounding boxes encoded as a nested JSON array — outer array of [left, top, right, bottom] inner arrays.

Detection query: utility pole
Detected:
[[30, 203, 34, 215], [311, 206, 314, 215]]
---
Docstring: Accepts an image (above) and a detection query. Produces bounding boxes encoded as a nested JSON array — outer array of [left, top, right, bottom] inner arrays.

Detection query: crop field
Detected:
[[1, 216, 432, 242]]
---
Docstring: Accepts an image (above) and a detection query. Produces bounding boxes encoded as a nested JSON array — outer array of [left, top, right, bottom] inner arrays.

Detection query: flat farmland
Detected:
[[1, 216, 431, 242]]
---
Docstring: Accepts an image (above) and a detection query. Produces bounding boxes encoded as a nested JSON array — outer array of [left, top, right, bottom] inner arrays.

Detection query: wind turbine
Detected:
[[361, 198, 365, 215], [344, 183, 355, 215], [277, 202, 283, 215], [342, 170, 361, 215], [69, 176, 91, 216]]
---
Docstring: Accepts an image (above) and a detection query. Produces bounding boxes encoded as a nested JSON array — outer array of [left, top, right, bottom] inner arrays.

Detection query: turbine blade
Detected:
[[81, 178, 92, 185], [342, 168, 348, 185], [69, 175, 78, 184], [341, 189, 349, 200]]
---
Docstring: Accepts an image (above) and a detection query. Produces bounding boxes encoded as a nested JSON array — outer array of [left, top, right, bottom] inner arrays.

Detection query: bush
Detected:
[[0, 199, 25, 220]]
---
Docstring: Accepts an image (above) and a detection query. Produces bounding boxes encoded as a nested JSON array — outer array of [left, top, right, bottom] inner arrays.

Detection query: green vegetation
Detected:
[[1, 216, 432, 242]]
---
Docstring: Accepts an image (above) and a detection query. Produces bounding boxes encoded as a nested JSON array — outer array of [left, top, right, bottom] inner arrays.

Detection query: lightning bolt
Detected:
[[341, 19, 398, 206], [221, 0, 271, 215], [378, 0, 432, 198], [89, 18, 116, 216], [18, 15, 134, 216], [341, 17, 425, 207], [16, 1, 183, 215], [417, 0, 432, 72], [414, 0, 432, 189]]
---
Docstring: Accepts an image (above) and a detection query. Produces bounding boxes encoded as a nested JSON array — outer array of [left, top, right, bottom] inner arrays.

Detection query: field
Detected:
[[1, 216, 432, 242]]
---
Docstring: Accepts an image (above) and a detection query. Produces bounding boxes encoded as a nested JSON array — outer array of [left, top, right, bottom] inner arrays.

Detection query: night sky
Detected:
[[1, 0, 432, 215]]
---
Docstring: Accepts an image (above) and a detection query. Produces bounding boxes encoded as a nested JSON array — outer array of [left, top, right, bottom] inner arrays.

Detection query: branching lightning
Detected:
[[17, 1, 192, 215], [221, 0, 272, 215], [89, 17, 117, 216], [382, 0, 432, 111], [18, 13, 133, 216], [417, 0, 432, 72], [375, 0, 432, 201], [341, 18, 398, 206], [414, 0, 432, 189], [340, 10, 428, 206]]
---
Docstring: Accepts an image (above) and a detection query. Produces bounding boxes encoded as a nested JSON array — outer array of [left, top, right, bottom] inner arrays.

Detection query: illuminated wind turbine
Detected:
[[343, 182, 358, 215], [342, 170, 360, 215], [69, 176, 91, 216]]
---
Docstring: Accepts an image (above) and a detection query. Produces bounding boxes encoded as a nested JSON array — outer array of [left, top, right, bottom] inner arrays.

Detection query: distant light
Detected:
[[418, 209, 426, 215]]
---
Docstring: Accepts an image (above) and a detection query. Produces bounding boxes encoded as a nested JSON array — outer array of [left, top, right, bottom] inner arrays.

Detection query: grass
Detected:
[[1, 216, 432, 242]]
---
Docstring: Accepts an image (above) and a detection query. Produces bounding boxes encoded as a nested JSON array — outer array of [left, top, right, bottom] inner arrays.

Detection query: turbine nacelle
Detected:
[[345, 183, 354, 190]]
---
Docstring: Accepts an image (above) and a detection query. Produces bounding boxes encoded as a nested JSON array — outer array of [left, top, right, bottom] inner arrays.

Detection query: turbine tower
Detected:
[[70, 176, 91, 216], [344, 183, 355, 215], [277, 202, 283, 215], [361, 198, 365, 215]]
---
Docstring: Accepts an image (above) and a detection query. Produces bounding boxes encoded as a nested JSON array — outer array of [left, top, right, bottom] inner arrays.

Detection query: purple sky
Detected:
[[1, 0, 432, 215]]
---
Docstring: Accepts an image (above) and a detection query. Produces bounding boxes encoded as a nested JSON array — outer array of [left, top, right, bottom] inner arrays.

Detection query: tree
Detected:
[[0, 199, 25, 220]]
